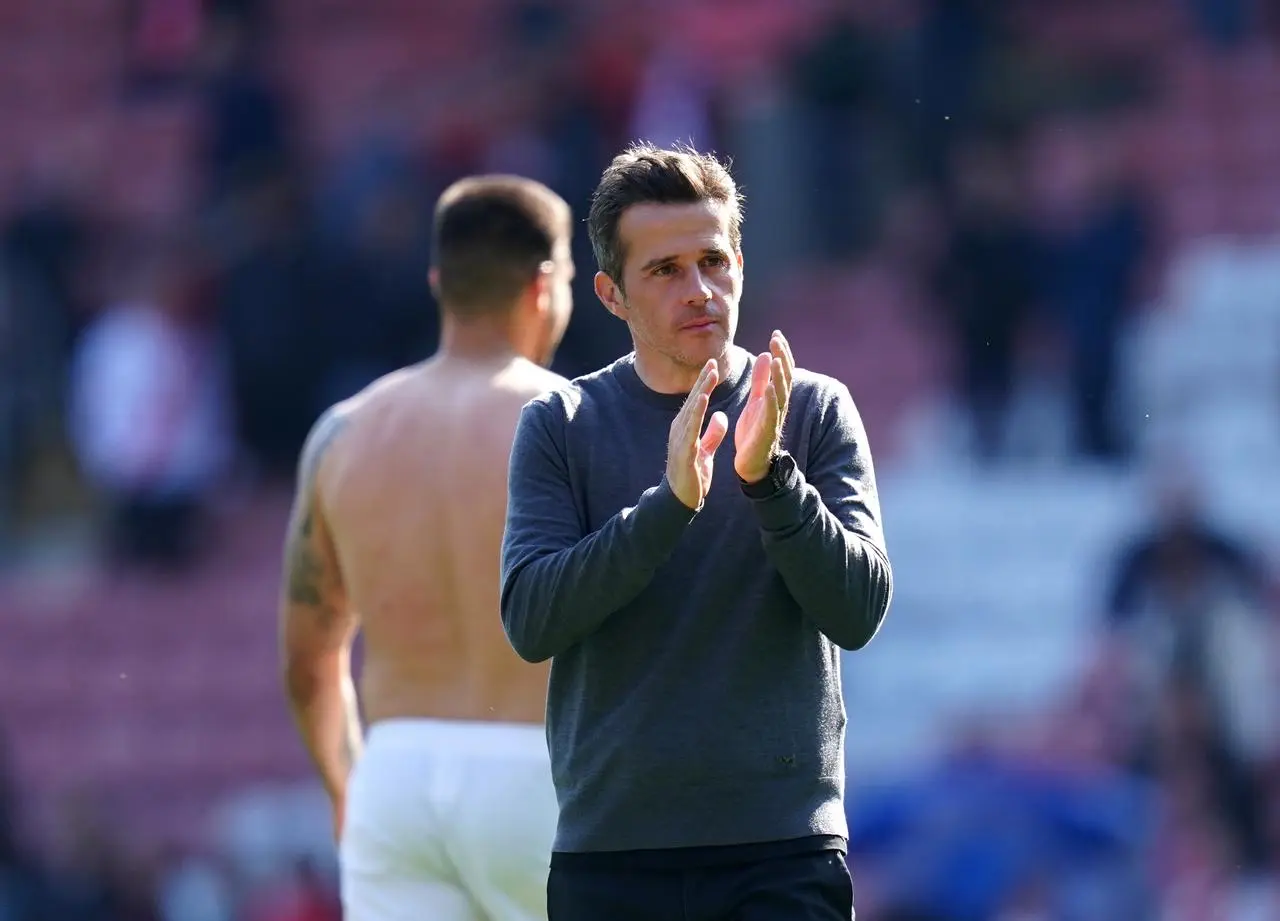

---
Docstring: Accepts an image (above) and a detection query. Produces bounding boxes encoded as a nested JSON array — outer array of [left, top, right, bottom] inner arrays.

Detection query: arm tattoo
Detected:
[[284, 408, 349, 613], [285, 509, 327, 607]]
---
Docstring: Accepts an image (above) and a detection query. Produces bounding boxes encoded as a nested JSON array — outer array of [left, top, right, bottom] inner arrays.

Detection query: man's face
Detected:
[[596, 201, 742, 381]]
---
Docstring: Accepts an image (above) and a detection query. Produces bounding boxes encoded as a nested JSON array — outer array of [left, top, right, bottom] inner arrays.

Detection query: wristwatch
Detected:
[[739, 452, 796, 499]]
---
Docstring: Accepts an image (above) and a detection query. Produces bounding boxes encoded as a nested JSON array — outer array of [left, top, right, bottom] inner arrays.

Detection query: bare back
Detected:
[[317, 356, 566, 726]]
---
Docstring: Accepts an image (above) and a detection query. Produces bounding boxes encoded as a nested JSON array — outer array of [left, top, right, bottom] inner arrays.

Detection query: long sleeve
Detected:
[[744, 382, 892, 650], [500, 396, 696, 663]]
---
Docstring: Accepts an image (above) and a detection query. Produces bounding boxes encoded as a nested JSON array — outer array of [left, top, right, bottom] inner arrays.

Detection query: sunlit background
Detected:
[[1, 0, 1279, 919]]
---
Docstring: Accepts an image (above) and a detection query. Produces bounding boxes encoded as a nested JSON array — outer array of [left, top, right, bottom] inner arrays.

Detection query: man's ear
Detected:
[[428, 267, 441, 301], [518, 261, 554, 320], [594, 271, 626, 320], [531, 267, 552, 316]]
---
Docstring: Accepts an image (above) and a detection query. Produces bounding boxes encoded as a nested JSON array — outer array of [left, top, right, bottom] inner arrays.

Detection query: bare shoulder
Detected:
[[347, 365, 421, 410], [496, 359, 571, 408], [296, 367, 416, 484], [297, 403, 352, 487]]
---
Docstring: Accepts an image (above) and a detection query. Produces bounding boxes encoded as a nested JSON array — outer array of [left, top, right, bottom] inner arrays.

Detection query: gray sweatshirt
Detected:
[[500, 349, 892, 853]]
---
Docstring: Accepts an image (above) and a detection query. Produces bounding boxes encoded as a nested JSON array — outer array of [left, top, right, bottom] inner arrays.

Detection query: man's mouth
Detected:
[[681, 318, 719, 331]]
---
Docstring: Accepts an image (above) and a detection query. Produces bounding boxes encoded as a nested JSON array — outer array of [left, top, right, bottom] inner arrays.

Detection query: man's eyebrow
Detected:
[[639, 249, 725, 273], [640, 254, 679, 273]]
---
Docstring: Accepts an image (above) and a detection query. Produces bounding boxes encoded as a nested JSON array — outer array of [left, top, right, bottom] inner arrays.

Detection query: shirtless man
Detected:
[[279, 175, 574, 921]]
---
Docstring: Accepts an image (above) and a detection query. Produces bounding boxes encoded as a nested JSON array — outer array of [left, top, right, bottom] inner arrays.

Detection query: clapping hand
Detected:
[[734, 331, 794, 484], [666, 360, 730, 510]]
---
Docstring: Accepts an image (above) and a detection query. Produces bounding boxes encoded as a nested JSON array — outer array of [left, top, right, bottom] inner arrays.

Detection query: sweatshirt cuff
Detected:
[[635, 478, 700, 557], [743, 454, 807, 532]]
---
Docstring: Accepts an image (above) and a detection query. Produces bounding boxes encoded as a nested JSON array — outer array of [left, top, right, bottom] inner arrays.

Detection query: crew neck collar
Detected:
[[613, 347, 752, 411]]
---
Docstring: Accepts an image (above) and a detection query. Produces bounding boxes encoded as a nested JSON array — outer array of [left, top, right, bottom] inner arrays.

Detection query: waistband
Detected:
[[366, 717, 546, 756]]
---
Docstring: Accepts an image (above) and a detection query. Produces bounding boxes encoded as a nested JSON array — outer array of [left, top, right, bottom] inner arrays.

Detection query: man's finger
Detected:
[[770, 333, 794, 397], [764, 380, 780, 433], [750, 352, 772, 401], [700, 362, 720, 398], [675, 361, 714, 429], [699, 364, 720, 406], [684, 392, 711, 456], [771, 357, 787, 408], [688, 366, 718, 430], [688, 361, 716, 408], [682, 361, 710, 408], [771, 330, 795, 378]]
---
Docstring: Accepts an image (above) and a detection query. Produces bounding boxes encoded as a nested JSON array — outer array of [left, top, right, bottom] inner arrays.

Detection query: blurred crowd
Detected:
[[847, 465, 1280, 921], [1, 0, 1279, 919], [0, 0, 1167, 563], [0, 754, 339, 921]]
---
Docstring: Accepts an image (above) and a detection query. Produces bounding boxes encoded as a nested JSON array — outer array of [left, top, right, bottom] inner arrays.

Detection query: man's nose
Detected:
[[683, 268, 713, 305]]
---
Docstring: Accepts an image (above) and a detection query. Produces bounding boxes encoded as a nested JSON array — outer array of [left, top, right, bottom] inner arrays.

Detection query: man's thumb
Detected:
[[701, 411, 729, 454]]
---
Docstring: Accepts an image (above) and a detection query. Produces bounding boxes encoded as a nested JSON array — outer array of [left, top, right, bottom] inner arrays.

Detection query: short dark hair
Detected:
[[432, 175, 571, 315], [588, 142, 744, 290]]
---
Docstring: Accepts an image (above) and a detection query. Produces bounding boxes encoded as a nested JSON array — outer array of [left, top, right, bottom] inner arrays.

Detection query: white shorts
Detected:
[[340, 718, 557, 921]]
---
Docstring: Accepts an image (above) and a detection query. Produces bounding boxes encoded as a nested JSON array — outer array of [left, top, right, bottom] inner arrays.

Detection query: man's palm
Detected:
[[734, 356, 779, 481], [734, 390, 771, 457]]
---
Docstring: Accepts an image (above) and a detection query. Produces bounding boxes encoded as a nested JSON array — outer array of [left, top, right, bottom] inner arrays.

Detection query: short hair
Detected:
[[432, 175, 571, 316], [588, 142, 744, 290]]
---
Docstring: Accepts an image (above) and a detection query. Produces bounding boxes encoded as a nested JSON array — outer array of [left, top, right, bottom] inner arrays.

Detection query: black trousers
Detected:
[[547, 849, 853, 921]]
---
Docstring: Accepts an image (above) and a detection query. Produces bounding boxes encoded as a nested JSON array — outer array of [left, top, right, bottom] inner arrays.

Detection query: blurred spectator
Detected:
[[67, 235, 233, 571], [1025, 113, 1150, 463], [1106, 473, 1270, 629], [194, 13, 297, 209], [786, 0, 881, 258], [1, 172, 90, 350], [536, 46, 634, 376], [1104, 467, 1275, 870], [214, 172, 332, 475], [933, 133, 1036, 462], [0, 170, 92, 522], [315, 179, 438, 404], [888, 0, 999, 191]]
